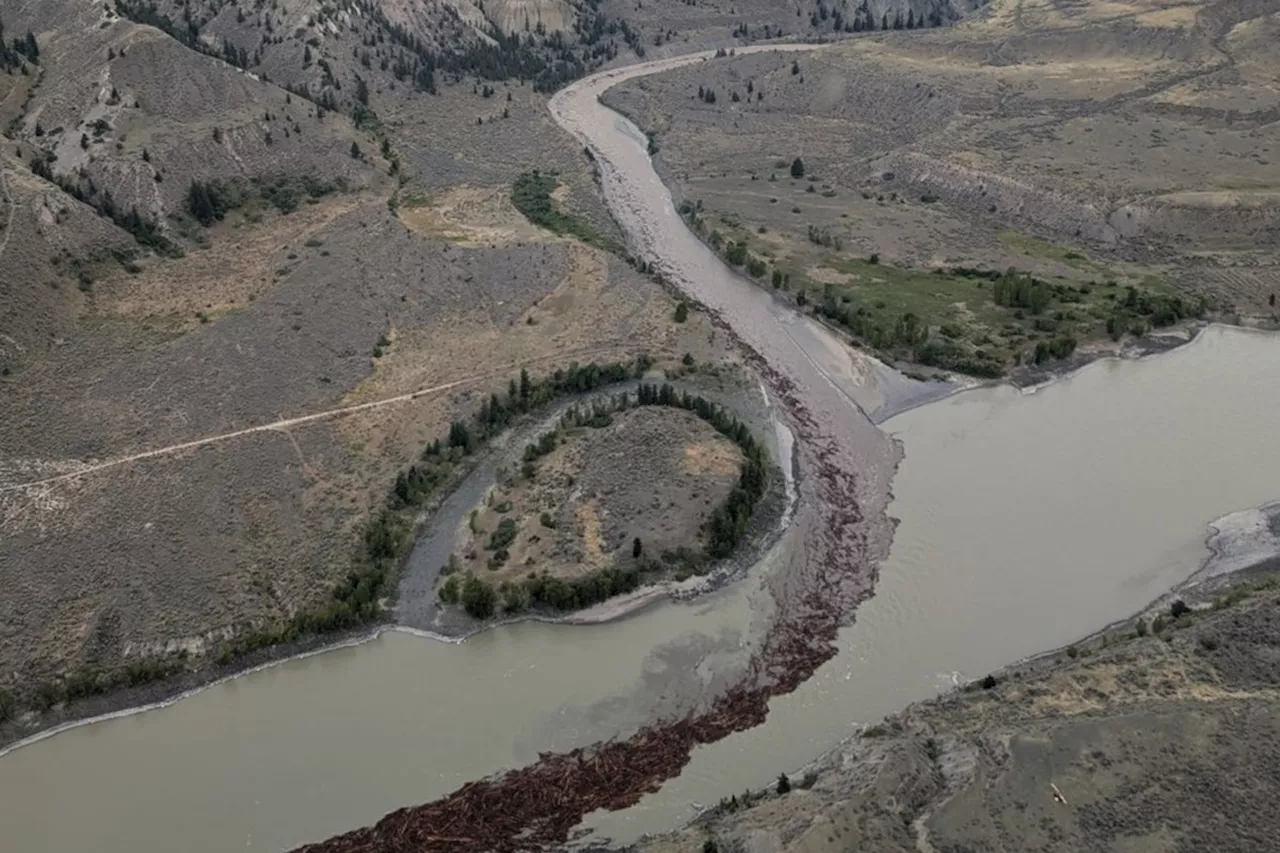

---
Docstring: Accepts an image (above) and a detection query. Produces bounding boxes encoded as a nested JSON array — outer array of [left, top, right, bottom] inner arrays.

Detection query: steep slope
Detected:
[[3, 0, 382, 229]]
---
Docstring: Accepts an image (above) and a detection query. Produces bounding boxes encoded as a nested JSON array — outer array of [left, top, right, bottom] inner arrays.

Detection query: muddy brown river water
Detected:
[[3, 47, 1279, 853]]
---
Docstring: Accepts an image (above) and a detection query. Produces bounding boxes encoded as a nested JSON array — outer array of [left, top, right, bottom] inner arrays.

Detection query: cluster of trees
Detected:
[[677, 200, 775, 285], [403, 359, 650, 513], [1106, 285, 1204, 338], [1032, 335, 1078, 365], [360, 0, 639, 94], [511, 170, 614, 251], [809, 0, 947, 33], [914, 338, 1005, 378], [0, 18, 38, 72], [115, 1, 261, 75], [806, 224, 841, 250], [992, 268, 1052, 314], [7, 649, 188, 715], [808, 281, 1007, 377], [186, 175, 343, 224]]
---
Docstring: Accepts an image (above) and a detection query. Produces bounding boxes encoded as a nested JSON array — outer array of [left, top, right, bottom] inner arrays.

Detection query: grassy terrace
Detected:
[[682, 203, 1205, 377]]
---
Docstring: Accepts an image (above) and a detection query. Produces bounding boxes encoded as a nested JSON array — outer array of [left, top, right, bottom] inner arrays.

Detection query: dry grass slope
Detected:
[[639, 574, 1280, 853], [605, 0, 1280, 328]]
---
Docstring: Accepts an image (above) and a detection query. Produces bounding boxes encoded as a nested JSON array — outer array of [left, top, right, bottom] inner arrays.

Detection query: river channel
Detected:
[[3, 48, 1279, 853]]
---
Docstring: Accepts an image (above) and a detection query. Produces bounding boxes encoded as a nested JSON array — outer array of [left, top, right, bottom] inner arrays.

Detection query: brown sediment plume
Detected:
[[296, 345, 879, 853]]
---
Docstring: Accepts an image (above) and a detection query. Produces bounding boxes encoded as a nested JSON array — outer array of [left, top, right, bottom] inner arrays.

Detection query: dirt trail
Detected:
[[0, 169, 14, 267], [0, 345, 625, 494]]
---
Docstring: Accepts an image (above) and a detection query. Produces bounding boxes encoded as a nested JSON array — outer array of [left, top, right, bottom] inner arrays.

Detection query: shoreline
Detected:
[[0, 374, 799, 753], [628, 498, 1280, 850]]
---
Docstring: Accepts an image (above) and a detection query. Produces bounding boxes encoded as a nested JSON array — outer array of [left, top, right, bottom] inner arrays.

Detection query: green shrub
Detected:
[[438, 576, 460, 603], [487, 518, 518, 551], [461, 576, 497, 619]]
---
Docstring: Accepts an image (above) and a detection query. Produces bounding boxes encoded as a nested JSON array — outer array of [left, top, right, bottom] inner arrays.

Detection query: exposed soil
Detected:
[[457, 406, 742, 585]]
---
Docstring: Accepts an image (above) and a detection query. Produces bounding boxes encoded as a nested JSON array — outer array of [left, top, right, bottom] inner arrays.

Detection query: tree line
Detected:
[[186, 174, 344, 224]]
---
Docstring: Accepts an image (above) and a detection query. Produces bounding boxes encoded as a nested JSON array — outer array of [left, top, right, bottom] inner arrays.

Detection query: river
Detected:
[[3, 48, 1279, 853]]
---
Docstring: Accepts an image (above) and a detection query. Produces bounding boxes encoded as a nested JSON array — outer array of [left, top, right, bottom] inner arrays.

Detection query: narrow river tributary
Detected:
[[3, 48, 1279, 853]]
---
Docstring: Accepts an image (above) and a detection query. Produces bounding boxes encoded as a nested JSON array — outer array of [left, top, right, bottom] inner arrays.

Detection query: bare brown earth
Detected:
[[636, 571, 1280, 853], [603, 0, 1280, 322], [455, 406, 742, 586]]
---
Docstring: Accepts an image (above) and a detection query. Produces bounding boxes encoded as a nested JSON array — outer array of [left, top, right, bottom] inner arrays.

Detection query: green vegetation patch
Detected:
[[679, 203, 1204, 377], [808, 261, 1203, 376], [511, 170, 617, 252], [1000, 230, 1095, 270], [186, 175, 346, 225]]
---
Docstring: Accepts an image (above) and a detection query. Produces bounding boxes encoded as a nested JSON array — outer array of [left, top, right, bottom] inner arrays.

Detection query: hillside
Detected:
[[0, 0, 737, 713], [602, 0, 1280, 374], [637, 568, 1280, 853]]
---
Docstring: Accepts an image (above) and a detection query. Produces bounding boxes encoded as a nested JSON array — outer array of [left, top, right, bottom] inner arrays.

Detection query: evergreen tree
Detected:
[[461, 576, 497, 619], [790, 157, 805, 179]]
